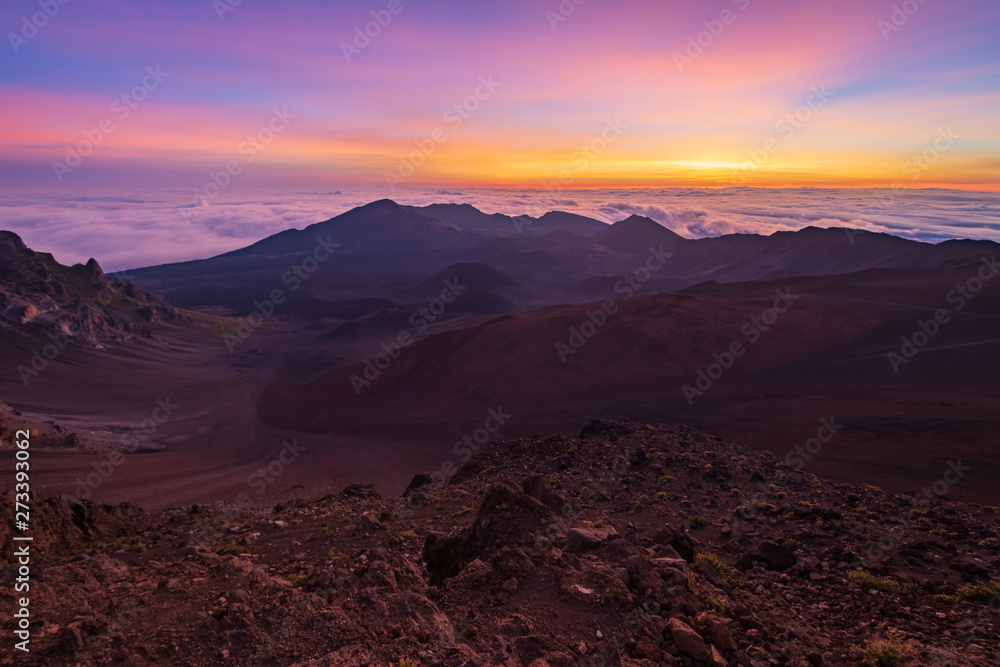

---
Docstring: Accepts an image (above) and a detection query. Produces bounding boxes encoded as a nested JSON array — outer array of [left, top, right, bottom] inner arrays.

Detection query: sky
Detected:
[[1, 0, 998, 192], [0, 1, 999, 269]]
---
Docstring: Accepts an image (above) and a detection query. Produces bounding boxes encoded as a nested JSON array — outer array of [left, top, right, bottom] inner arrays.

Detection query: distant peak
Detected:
[[73, 257, 110, 288], [616, 214, 665, 227], [85, 257, 107, 277], [796, 226, 841, 234], [366, 198, 403, 208], [539, 210, 589, 219], [612, 215, 682, 236], [0, 230, 28, 253], [422, 201, 477, 209]]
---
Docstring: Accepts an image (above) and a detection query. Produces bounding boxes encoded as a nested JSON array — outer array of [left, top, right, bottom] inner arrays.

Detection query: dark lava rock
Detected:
[[423, 481, 552, 584], [341, 484, 380, 499], [521, 475, 565, 512], [738, 541, 797, 572], [653, 527, 696, 563], [402, 474, 435, 498]]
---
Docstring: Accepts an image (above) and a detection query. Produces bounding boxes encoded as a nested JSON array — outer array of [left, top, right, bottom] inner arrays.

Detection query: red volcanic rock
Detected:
[[6, 421, 1000, 665], [0, 230, 178, 345], [566, 525, 619, 554]]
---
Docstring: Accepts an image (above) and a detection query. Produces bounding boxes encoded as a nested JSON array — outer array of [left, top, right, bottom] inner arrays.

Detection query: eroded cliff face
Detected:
[[0, 230, 180, 347]]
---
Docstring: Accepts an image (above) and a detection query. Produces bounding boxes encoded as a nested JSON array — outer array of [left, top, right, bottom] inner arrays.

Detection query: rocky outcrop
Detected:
[[0, 230, 178, 346], [7, 421, 1000, 666], [423, 480, 554, 584]]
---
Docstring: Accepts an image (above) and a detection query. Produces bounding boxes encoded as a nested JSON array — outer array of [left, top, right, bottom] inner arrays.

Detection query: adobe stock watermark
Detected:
[[851, 126, 959, 237], [350, 277, 467, 394], [735, 416, 844, 523], [731, 85, 833, 185], [898, 126, 960, 182], [682, 287, 799, 405], [534, 117, 627, 207], [213, 0, 244, 21], [385, 76, 501, 193], [518, 117, 627, 234], [861, 458, 970, 565], [17, 320, 91, 385], [8, 0, 71, 54], [51, 66, 169, 182], [877, 0, 932, 40], [234, 438, 306, 506], [556, 244, 672, 363], [673, 0, 751, 72], [783, 417, 844, 470], [61, 397, 179, 503], [545, 0, 587, 31], [181, 107, 295, 220], [429, 407, 512, 484], [341, 0, 407, 62], [224, 235, 341, 352], [887, 254, 998, 373]]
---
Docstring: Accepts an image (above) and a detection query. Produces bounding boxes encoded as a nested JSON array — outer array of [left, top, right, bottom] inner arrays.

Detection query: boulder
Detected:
[[703, 614, 738, 652], [424, 482, 552, 584], [341, 484, 380, 499], [521, 475, 565, 512], [493, 546, 537, 579], [668, 617, 719, 664], [654, 527, 696, 562], [566, 525, 618, 554], [402, 473, 435, 498], [623, 555, 661, 594]]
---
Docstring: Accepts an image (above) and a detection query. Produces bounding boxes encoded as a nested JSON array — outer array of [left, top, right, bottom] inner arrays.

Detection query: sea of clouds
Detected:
[[1, 186, 998, 272]]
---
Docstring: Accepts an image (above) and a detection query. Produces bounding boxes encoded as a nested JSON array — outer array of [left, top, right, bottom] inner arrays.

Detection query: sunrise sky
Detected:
[[2, 0, 999, 192]]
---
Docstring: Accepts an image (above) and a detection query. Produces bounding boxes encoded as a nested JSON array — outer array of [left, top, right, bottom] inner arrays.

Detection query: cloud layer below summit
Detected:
[[2, 187, 998, 272]]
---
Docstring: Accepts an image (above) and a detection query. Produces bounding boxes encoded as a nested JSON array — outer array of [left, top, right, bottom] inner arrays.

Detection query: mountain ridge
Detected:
[[119, 200, 999, 318]]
